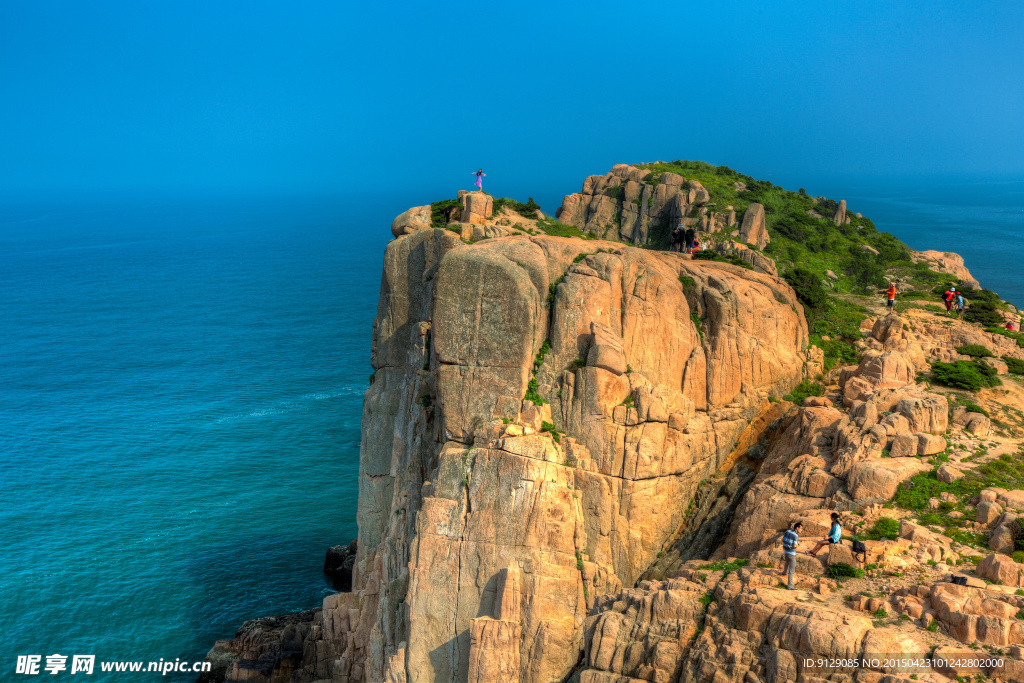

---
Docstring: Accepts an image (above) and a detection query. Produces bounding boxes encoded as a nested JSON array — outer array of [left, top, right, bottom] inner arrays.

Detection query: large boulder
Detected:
[[833, 199, 847, 226], [977, 553, 1024, 586], [847, 457, 931, 502], [391, 205, 433, 237], [739, 203, 770, 250], [937, 464, 964, 483]]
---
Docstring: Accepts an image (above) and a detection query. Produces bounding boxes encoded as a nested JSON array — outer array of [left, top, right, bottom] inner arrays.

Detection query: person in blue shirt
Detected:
[[781, 521, 802, 590], [808, 512, 842, 558]]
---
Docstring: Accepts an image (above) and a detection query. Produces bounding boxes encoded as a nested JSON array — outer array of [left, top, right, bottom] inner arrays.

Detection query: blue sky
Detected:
[[1, 1, 1021, 201]]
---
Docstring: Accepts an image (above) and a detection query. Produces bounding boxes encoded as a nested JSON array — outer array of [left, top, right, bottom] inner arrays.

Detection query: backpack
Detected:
[[852, 540, 867, 554], [685, 228, 696, 242], [950, 575, 968, 586]]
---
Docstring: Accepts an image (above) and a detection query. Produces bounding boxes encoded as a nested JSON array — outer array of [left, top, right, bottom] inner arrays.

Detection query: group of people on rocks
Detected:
[[670, 226, 701, 254], [941, 286, 967, 316], [781, 513, 845, 590]]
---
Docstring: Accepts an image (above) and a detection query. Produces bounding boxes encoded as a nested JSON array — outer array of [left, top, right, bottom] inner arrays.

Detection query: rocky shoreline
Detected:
[[198, 163, 1024, 683]]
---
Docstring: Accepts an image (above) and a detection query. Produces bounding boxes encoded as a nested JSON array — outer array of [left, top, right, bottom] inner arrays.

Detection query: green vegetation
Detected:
[[926, 620, 939, 632], [533, 339, 551, 370], [894, 450, 1024, 547], [572, 252, 592, 263], [692, 250, 753, 270], [700, 558, 749, 579], [784, 380, 823, 405], [1013, 551, 1024, 564], [828, 562, 866, 579], [679, 274, 696, 294], [492, 196, 541, 219], [541, 421, 565, 444], [535, 216, 596, 240], [956, 344, 994, 358], [523, 377, 546, 405], [987, 327, 1024, 348], [430, 198, 461, 228], [930, 360, 1002, 392], [690, 311, 704, 341], [865, 517, 900, 541], [1004, 357, 1024, 375]]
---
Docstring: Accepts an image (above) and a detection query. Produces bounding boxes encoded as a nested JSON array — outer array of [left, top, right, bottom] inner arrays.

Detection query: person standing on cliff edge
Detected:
[[472, 169, 486, 192]]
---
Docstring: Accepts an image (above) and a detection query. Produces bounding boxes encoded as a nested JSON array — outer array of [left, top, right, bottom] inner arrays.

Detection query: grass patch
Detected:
[[784, 380, 824, 404], [865, 517, 900, 541], [828, 562, 866, 579], [536, 216, 597, 240]]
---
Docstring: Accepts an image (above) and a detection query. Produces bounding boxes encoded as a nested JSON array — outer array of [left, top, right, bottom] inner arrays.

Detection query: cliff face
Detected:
[[201, 165, 1024, 683], [288, 226, 809, 683]]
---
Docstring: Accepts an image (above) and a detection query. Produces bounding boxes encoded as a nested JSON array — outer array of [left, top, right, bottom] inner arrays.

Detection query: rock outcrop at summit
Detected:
[[556, 164, 741, 248], [220, 215, 809, 682]]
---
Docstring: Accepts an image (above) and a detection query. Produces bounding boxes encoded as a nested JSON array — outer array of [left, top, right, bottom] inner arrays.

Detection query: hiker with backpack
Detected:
[[670, 227, 684, 253], [956, 293, 966, 317], [942, 286, 956, 313], [807, 512, 842, 558], [684, 227, 697, 254], [782, 521, 802, 590]]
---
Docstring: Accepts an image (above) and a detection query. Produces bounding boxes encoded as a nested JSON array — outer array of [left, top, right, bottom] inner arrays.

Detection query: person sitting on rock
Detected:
[[1006, 320, 1016, 331], [807, 512, 842, 558], [471, 169, 486, 192], [782, 521, 802, 590]]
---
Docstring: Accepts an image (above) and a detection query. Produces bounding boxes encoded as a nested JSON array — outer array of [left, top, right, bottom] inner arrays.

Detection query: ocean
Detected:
[[0, 177, 1020, 679]]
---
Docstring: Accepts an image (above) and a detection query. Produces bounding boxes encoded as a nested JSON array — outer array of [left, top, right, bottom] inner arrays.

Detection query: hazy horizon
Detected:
[[1, 1, 1021, 197]]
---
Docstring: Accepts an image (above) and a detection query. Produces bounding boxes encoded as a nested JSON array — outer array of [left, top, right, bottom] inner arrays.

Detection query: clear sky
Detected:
[[1, 1, 1021, 201]]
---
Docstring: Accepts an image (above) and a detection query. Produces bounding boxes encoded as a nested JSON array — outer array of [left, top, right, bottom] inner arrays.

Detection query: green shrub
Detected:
[[679, 274, 696, 293], [524, 377, 547, 405], [828, 562, 866, 579], [784, 380, 824, 405], [692, 250, 753, 270], [811, 335, 862, 372], [1012, 551, 1024, 564], [930, 360, 1002, 392], [784, 267, 828, 312], [961, 402, 989, 417], [866, 517, 900, 541], [540, 421, 565, 443], [926, 620, 938, 632], [1004, 356, 1024, 375], [430, 198, 462, 228], [492, 196, 541, 219], [964, 301, 1005, 326], [956, 344, 994, 358]]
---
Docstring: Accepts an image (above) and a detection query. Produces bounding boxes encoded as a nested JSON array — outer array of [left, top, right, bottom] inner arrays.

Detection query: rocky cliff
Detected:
[[202, 164, 1024, 683]]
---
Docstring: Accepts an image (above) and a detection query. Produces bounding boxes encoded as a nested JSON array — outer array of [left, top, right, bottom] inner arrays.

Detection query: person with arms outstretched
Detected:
[[472, 169, 486, 192]]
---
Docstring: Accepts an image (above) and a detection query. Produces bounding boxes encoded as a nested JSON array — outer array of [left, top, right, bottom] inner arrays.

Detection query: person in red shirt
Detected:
[[942, 287, 956, 312], [1007, 321, 1017, 332], [886, 282, 898, 312]]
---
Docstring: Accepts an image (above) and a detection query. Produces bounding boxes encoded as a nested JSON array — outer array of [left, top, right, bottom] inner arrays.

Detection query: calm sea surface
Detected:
[[0, 178, 1020, 679]]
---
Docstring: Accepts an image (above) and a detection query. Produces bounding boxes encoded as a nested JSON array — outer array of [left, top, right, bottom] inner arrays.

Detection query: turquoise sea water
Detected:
[[1, 178, 1020, 680], [0, 193, 392, 679]]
